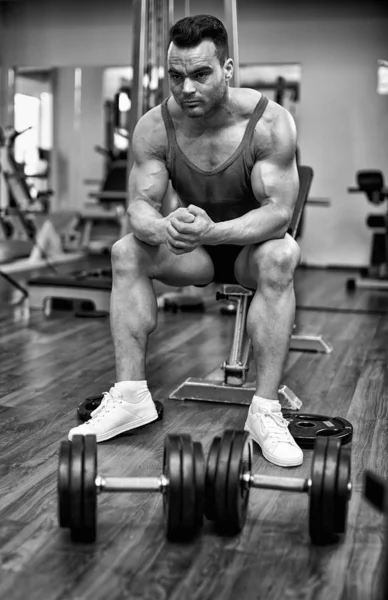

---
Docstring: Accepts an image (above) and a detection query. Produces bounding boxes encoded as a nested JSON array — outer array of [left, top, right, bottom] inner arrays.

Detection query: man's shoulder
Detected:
[[135, 103, 167, 137], [233, 88, 289, 124], [232, 87, 263, 115], [234, 89, 296, 155], [133, 103, 168, 158]]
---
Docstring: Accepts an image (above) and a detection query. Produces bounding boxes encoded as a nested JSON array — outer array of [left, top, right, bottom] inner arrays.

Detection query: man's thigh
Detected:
[[140, 240, 215, 287], [233, 245, 257, 290]]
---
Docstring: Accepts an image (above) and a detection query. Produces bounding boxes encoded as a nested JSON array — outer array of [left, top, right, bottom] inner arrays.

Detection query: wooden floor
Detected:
[[0, 266, 387, 600]]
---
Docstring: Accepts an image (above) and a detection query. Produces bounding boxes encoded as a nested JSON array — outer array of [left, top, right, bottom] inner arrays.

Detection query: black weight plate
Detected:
[[193, 441, 205, 533], [309, 437, 328, 545], [58, 440, 71, 528], [213, 430, 237, 535], [282, 412, 353, 448], [204, 436, 221, 521], [163, 435, 182, 541], [179, 435, 197, 540], [364, 470, 386, 512], [384, 507, 388, 600], [77, 395, 164, 423], [77, 395, 104, 421], [69, 435, 85, 542], [154, 401, 164, 422], [320, 438, 341, 545], [226, 431, 252, 535], [334, 444, 351, 535], [82, 435, 98, 543]]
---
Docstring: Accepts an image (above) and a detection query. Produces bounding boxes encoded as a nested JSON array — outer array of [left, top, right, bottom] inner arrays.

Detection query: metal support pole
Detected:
[[223, 294, 252, 385], [127, 0, 148, 178], [162, 0, 174, 99], [223, 0, 240, 87]]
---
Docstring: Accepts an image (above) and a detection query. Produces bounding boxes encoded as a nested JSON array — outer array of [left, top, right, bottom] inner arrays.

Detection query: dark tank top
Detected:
[[161, 94, 269, 223]]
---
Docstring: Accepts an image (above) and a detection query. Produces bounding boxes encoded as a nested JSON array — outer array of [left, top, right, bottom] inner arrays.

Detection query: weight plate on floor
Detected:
[[320, 438, 341, 544], [179, 435, 198, 540], [77, 395, 104, 421], [58, 440, 71, 528], [213, 430, 237, 535], [69, 435, 85, 542], [334, 444, 351, 535], [193, 441, 205, 533], [204, 436, 221, 521], [163, 435, 182, 541], [282, 412, 353, 448], [82, 435, 98, 543], [77, 396, 164, 423], [226, 431, 252, 535], [309, 437, 328, 545], [384, 506, 388, 600], [364, 470, 386, 512]]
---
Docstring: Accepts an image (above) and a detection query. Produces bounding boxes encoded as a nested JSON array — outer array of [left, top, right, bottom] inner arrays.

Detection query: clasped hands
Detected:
[[165, 205, 214, 255]]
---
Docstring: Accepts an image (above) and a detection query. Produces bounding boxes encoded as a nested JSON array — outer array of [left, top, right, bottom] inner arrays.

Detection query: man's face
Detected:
[[167, 39, 232, 118]]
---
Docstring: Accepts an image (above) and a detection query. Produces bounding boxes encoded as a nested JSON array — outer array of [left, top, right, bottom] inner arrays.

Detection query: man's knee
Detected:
[[252, 237, 301, 289], [111, 233, 145, 275]]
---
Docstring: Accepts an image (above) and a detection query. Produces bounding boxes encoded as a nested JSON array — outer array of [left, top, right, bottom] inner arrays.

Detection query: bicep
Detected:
[[251, 112, 299, 218], [128, 119, 170, 212], [129, 158, 169, 212]]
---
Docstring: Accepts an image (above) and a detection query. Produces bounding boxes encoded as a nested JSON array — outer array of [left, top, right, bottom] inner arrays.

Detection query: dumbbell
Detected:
[[205, 430, 352, 545], [58, 433, 205, 543], [363, 471, 388, 599]]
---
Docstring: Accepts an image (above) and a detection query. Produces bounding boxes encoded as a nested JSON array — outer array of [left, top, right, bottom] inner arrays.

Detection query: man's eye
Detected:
[[196, 72, 207, 80]]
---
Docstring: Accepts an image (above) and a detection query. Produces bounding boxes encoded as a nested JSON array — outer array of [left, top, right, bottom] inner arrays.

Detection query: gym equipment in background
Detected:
[[58, 433, 205, 543], [28, 269, 113, 317], [205, 430, 352, 545], [347, 170, 388, 292]]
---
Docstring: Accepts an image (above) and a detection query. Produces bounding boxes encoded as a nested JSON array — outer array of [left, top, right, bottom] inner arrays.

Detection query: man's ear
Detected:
[[224, 58, 234, 80]]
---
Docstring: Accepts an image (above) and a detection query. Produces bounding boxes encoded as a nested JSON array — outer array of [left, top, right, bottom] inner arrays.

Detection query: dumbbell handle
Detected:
[[244, 473, 310, 493], [95, 474, 169, 493]]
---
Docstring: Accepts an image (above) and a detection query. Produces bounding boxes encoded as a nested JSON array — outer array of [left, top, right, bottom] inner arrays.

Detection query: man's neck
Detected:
[[176, 88, 237, 132]]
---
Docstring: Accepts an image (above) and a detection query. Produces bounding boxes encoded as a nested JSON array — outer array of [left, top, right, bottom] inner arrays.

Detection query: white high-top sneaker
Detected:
[[244, 402, 303, 467], [68, 387, 158, 443]]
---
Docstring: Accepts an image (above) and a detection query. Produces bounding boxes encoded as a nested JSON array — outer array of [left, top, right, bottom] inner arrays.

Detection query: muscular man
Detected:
[[69, 14, 303, 468]]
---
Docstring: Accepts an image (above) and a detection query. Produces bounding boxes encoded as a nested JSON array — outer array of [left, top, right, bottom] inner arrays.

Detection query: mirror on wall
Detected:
[[3, 67, 55, 210]]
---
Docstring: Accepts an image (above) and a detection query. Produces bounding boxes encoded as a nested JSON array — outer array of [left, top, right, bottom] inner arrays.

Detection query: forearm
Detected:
[[127, 200, 165, 246], [205, 204, 292, 246]]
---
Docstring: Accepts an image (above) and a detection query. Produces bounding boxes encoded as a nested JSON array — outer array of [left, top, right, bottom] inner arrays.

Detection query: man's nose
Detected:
[[182, 77, 196, 94]]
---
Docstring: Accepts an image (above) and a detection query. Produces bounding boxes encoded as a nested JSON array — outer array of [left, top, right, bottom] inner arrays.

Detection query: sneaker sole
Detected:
[[68, 410, 159, 443], [244, 424, 303, 468]]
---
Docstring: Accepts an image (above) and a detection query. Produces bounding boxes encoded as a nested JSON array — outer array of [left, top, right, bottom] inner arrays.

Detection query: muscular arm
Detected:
[[126, 111, 170, 245], [205, 107, 299, 246]]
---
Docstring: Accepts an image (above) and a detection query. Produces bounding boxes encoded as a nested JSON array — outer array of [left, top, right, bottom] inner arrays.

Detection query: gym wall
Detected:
[[0, 0, 387, 268]]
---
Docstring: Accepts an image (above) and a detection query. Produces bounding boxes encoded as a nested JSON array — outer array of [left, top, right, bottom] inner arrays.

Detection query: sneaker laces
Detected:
[[260, 408, 293, 443], [88, 387, 123, 423]]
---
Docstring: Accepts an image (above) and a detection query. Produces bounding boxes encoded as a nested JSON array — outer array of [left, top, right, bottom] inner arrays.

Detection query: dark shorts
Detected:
[[202, 244, 244, 285]]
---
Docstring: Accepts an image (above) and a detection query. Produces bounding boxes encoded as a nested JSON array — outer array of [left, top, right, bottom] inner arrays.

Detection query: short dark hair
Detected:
[[168, 15, 229, 65]]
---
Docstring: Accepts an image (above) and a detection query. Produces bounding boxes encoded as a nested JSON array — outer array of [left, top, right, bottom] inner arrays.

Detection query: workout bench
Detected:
[[170, 165, 332, 406]]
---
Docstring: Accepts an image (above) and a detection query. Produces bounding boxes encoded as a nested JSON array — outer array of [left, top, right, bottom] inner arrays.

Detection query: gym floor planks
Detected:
[[0, 266, 387, 600]]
